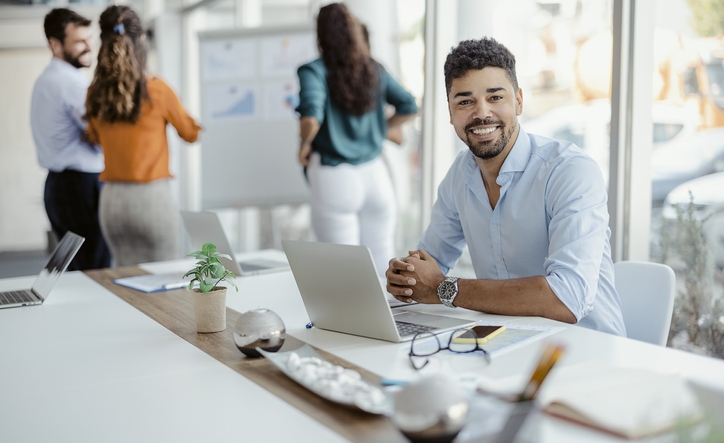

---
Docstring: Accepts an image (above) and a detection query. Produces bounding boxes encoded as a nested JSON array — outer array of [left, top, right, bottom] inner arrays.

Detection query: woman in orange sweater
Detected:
[[85, 5, 201, 266]]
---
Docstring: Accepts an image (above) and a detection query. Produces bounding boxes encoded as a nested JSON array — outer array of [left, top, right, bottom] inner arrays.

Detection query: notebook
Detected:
[[537, 362, 704, 439], [113, 272, 190, 293], [180, 210, 289, 277], [281, 240, 475, 343], [0, 231, 85, 309]]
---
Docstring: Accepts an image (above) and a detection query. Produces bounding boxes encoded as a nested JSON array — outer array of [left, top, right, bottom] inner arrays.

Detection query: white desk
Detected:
[[2, 250, 724, 443], [0, 271, 346, 443]]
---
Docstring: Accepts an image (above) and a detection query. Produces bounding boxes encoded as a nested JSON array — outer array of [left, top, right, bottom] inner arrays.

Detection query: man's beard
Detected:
[[463, 118, 517, 160], [63, 48, 90, 68]]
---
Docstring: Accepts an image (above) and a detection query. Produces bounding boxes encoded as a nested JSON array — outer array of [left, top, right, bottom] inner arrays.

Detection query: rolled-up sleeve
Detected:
[[296, 64, 327, 123], [383, 70, 418, 115], [65, 75, 89, 132], [160, 80, 201, 143], [543, 156, 609, 322]]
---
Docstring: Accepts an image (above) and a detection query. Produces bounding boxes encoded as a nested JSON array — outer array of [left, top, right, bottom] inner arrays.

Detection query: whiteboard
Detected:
[[198, 25, 317, 208]]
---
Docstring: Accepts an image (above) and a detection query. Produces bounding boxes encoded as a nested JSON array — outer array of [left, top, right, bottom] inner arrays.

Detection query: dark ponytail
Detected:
[[317, 3, 378, 115]]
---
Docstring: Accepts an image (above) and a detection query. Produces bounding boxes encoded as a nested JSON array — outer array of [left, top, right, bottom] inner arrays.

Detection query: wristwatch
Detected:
[[437, 276, 460, 308]]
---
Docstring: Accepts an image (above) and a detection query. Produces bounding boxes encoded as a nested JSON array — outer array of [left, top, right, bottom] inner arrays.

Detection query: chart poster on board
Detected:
[[198, 26, 317, 208], [205, 83, 260, 123], [200, 31, 316, 126], [260, 35, 317, 78], [201, 40, 256, 81], [263, 81, 299, 121]]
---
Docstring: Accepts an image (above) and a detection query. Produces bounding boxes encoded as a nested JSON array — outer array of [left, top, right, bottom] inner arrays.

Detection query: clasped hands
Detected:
[[385, 249, 447, 304]]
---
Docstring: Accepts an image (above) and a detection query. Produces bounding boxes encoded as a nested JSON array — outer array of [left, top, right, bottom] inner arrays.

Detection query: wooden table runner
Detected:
[[85, 267, 405, 443]]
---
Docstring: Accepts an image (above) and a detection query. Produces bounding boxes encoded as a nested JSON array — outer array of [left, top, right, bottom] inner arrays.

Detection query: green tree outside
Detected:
[[687, 0, 724, 37]]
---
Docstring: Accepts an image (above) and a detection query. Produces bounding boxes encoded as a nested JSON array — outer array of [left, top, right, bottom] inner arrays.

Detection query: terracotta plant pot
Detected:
[[191, 287, 227, 333]]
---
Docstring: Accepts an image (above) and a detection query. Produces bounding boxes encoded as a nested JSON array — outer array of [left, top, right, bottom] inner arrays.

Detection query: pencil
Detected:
[[518, 344, 565, 402]]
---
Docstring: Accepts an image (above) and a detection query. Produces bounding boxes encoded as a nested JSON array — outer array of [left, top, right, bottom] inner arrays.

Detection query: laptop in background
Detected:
[[0, 231, 85, 309], [282, 240, 475, 343], [180, 210, 289, 277]]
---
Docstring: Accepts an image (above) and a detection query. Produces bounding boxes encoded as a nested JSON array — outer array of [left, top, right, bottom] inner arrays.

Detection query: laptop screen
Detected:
[[180, 210, 243, 276], [31, 232, 85, 300]]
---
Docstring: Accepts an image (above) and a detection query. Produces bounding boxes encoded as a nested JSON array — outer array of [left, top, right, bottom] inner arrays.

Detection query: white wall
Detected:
[[0, 6, 102, 252], [0, 47, 53, 251]]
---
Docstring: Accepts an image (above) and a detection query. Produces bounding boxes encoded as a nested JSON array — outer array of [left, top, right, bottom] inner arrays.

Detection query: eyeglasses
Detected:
[[408, 328, 491, 370]]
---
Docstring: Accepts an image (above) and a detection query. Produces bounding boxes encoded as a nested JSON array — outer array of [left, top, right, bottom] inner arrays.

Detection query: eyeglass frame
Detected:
[[408, 328, 492, 370]]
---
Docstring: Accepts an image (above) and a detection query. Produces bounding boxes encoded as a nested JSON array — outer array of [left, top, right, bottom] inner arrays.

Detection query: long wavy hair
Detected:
[[85, 5, 148, 124], [317, 3, 378, 115]]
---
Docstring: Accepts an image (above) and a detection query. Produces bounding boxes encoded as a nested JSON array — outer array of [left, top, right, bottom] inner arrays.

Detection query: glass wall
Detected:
[[390, 0, 426, 253], [648, 0, 724, 357]]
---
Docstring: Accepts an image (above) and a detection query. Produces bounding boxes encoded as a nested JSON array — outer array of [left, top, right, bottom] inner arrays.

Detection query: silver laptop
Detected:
[[180, 210, 289, 277], [282, 240, 475, 343], [0, 231, 85, 309]]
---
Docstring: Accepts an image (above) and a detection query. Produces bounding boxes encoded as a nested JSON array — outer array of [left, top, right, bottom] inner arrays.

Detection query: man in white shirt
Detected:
[[31, 8, 110, 270], [385, 38, 625, 336]]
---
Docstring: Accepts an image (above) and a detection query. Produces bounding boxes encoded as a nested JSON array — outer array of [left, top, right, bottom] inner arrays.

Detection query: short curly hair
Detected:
[[44, 8, 91, 43], [444, 37, 518, 97]]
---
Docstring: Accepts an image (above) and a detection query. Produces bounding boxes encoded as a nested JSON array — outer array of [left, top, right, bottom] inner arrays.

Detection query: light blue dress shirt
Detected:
[[30, 58, 104, 173], [419, 128, 626, 336]]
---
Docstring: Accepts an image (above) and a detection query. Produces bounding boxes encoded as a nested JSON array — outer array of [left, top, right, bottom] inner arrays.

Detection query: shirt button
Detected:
[[492, 223, 498, 228], [496, 257, 502, 262]]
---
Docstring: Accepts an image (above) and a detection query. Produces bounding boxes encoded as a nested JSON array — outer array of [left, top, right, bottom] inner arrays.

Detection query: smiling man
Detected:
[[31, 8, 110, 270], [385, 38, 625, 336]]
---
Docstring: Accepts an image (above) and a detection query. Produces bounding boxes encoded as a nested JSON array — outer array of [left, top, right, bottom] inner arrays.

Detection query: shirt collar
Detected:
[[50, 56, 81, 74], [461, 125, 533, 187], [499, 125, 531, 176]]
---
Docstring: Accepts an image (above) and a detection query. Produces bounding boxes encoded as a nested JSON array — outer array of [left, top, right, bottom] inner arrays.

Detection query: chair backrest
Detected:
[[613, 261, 676, 346]]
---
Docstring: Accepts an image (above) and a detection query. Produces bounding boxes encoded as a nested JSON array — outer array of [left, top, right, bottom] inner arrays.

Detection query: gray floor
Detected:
[[0, 250, 50, 279]]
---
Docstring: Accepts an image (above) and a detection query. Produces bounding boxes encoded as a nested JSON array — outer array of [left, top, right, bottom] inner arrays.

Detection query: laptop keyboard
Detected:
[[0, 290, 36, 305], [396, 321, 436, 337]]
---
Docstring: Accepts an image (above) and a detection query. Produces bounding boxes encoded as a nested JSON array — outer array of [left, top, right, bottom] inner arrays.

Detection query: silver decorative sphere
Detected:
[[233, 308, 286, 357], [392, 375, 469, 443]]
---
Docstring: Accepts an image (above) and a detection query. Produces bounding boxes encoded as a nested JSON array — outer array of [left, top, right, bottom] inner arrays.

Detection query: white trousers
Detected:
[[307, 152, 396, 277]]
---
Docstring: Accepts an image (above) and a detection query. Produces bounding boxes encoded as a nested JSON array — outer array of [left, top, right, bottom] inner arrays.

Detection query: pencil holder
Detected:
[[392, 375, 468, 443]]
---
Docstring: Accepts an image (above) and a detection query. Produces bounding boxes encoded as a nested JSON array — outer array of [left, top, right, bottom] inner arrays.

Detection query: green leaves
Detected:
[[202, 242, 216, 256], [210, 263, 226, 279], [687, 0, 724, 37], [183, 242, 238, 294]]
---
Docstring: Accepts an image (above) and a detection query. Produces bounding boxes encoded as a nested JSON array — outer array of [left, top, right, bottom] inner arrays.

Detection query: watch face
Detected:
[[438, 277, 459, 308], [440, 281, 455, 300], [439, 278, 458, 305]]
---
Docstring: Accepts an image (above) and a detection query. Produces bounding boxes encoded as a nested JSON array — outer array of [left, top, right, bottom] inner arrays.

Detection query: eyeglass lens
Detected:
[[409, 328, 489, 370]]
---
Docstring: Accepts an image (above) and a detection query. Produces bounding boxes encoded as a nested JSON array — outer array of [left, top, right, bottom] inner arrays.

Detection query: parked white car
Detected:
[[650, 127, 724, 203], [661, 171, 724, 268], [524, 99, 699, 186]]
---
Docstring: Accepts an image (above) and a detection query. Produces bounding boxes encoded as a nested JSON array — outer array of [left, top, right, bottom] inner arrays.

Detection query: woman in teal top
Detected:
[[296, 2, 418, 276]]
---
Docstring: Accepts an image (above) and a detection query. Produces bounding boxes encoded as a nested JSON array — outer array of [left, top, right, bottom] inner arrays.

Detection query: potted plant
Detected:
[[183, 242, 238, 333]]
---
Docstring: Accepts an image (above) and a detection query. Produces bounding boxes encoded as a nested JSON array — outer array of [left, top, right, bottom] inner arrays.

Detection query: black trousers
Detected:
[[44, 170, 111, 271]]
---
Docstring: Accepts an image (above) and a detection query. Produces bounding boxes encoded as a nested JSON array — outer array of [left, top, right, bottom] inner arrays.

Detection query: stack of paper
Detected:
[[114, 273, 188, 293]]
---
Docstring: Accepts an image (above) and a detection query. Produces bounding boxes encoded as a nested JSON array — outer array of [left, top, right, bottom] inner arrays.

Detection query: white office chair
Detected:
[[613, 261, 676, 346]]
